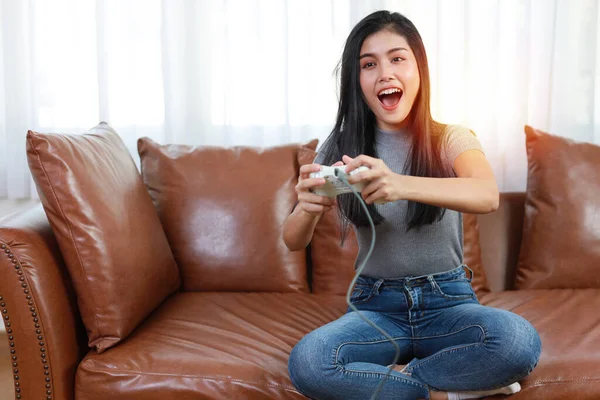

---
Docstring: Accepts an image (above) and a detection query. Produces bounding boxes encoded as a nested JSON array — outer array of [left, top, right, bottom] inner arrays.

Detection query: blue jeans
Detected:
[[288, 265, 541, 400]]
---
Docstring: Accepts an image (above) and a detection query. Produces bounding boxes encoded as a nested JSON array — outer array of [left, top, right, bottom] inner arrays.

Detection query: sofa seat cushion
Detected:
[[480, 289, 600, 399], [76, 292, 347, 400]]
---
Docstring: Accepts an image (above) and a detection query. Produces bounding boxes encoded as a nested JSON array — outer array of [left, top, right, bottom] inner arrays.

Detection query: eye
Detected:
[[392, 57, 405, 62], [362, 62, 375, 69]]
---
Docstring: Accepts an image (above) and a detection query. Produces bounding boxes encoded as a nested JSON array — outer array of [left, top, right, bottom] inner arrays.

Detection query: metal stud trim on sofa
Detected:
[[1, 242, 53, 400]]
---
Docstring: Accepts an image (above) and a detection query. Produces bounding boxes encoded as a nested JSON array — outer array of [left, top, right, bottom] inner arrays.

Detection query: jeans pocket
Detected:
[[349, 286, 373, 304], [432, 279, 475, 300]]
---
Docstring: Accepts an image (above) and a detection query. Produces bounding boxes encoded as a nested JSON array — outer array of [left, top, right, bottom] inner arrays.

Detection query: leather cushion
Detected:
[[137, 138, 318, 292], [75, 290, 600, 399], [76, 292, 347, 399], [516, 125, 600, 289], [480, 289, 600, 399], [298, 147, 490, 296], [476, 193, 526, 291], [26, 122, 181, 353], [462, 213, 490, 296]]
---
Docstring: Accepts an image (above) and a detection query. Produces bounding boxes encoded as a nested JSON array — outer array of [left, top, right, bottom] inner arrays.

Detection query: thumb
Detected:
[[331, 161, 344, 167], [342, 155, 354, 164]]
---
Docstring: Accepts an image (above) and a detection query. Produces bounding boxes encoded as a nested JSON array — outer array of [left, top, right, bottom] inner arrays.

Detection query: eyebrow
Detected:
[[359, 47, 408, 59]]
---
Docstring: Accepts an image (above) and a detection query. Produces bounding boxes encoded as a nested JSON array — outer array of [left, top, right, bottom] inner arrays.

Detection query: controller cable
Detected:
[[335, 168, 401, 400]]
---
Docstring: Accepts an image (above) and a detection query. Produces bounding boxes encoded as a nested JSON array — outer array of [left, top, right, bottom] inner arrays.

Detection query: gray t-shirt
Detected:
[[314, 125, 484, 278]]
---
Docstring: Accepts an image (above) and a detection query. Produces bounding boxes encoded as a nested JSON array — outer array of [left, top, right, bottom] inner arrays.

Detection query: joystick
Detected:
[[309, 165, 370, 198]]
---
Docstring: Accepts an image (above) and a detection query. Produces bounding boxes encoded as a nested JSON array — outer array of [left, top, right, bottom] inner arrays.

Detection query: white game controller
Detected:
[[309, 165, 370, 198]]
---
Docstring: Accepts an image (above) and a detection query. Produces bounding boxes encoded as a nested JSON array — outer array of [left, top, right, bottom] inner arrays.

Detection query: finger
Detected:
[[365, 189, 386, 205], [344, 154, 377, 173], [331, 161, 344, 167], [347, 169, 381, 184], [298, 192, 336, 206], [301, 203, 332, 215], [342, 155, 354, 165], [361, 181, 380, 202], [299, 163, 323, 179], [296, 177, 326, 191]]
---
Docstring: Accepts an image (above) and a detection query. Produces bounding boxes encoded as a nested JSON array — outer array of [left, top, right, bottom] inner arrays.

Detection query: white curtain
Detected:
[[0, 0, 598, 200]]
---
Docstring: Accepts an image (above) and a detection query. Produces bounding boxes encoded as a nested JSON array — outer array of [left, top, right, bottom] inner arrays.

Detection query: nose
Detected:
[[378, 63, 395, 82]]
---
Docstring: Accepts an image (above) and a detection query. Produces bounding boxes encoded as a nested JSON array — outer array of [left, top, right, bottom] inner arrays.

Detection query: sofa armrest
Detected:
[[0, 204, 87, 400]]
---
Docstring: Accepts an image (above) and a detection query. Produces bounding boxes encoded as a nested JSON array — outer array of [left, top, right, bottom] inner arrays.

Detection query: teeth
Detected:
[[378, 88, 402, 96]]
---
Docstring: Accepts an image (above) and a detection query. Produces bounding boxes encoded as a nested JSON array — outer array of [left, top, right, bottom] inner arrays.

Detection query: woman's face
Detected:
[[359, 30, 420, 131]]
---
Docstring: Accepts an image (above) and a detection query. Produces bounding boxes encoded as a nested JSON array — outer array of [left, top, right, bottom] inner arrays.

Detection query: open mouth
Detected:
[[377, 87, 403, 109]]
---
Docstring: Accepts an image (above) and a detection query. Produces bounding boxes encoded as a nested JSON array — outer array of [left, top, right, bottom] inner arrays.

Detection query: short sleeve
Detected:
[[442, 125, 485, 170]]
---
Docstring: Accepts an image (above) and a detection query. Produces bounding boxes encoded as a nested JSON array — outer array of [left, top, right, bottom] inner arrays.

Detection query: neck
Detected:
[[376, 118, 410, 132], [376, 125, 410, 136]]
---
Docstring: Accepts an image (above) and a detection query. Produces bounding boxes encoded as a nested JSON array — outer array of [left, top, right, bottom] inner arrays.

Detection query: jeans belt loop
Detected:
[[463, 264, 474, 282], [373, 278, 384, 295], [427, 275, 441, 293]]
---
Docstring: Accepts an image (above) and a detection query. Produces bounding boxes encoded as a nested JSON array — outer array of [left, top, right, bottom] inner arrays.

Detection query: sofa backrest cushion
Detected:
[[515, 125, 600, 289], [477, 193, 526, 291], [462, 212, 491, 296], [26, 122, 181, 353], [137, 137, 317, 293], [299, 147, 491, 296]]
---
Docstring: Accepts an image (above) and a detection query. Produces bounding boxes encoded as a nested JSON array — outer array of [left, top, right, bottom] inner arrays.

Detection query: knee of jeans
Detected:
[[521, 320, 542, 374], [490, 313, 542, 379], [288, 334, 333, 396]]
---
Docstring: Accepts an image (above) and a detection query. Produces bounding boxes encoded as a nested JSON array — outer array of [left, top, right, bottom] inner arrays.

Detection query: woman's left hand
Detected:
[[343, 154, 405, 204]]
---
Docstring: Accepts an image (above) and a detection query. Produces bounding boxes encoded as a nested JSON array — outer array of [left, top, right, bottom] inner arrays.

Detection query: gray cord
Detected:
[[335, 169, 400, 400]]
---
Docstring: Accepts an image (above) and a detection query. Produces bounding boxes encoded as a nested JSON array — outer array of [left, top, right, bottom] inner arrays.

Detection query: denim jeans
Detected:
[[288, 265, 542, 400]]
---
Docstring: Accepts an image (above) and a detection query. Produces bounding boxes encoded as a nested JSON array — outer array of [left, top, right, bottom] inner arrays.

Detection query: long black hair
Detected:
[[318, 10, 454, 240]]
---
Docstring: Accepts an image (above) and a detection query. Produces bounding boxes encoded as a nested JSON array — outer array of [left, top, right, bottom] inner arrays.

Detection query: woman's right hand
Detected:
[[295, 161, 344, 217]]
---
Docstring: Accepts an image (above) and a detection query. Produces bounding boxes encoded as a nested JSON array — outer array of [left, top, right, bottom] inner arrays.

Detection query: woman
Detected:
[[283, 10, 541, 400]]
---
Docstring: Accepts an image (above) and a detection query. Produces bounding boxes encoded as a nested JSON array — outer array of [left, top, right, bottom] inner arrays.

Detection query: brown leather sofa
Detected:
[[1, 124, 598, 399]]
